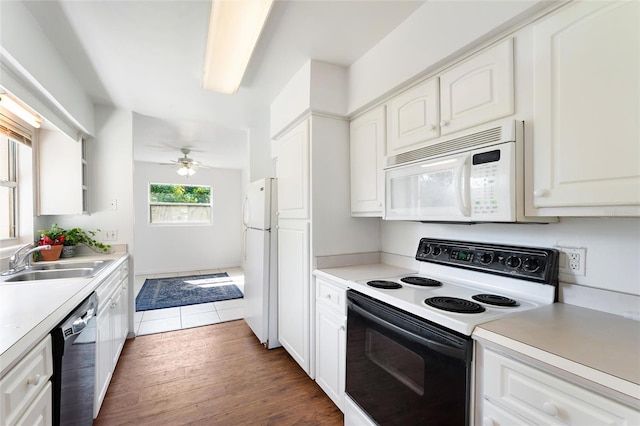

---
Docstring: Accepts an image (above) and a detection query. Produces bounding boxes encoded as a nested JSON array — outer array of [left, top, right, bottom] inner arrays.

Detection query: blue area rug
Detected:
[[135, 272, 243, 312]]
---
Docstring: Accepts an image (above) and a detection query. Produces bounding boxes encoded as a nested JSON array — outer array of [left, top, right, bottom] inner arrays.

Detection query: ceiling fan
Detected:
[[161, 148, 210, 176]]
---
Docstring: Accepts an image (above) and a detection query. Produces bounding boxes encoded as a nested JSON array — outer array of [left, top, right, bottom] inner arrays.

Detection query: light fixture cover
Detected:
[[202, 0, 274, 94], [0, 92, 42, 128], [177, 165, 196, 177]]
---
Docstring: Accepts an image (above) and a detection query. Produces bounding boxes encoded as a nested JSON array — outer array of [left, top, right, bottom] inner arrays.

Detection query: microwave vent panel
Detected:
[[387, 125, 506, 167]]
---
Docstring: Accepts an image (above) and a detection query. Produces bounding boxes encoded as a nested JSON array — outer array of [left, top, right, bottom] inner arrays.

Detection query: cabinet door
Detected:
[[15, 381, 52, 426], [440, 38, 514, 136], [532, 1, 640, 211], [350, 106, 385, 216], [111, 279, 128, 368], [387, 78, 440, 155], [277, 220, 311, 375], [95, 307, 112, 417], [315, 304, 346, 412], [38, 131, 84, 215], [276, 119, 310, 219]]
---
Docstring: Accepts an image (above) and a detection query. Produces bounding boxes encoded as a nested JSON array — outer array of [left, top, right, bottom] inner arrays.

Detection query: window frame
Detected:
[[0, 138, 18, 240], [0, 110, 34, 249], [148, 182, 213, 225]]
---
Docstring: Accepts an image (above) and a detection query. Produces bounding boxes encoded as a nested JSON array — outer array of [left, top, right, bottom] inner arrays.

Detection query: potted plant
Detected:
[[61, 226, 111, 258], [37, 223, 111, 260], [36, 223, 66, 261]]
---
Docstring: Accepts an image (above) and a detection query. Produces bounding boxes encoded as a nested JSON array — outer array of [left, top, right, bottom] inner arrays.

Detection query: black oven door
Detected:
[[346, 290, 473, 425]]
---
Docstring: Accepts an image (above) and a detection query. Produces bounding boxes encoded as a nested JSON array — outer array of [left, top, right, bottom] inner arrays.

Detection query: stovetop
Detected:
[[347, 238, 559, 336]]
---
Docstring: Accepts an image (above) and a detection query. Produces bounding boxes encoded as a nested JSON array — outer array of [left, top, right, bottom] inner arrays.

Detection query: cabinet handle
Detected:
[[533, 189, 549, 197], [111, 302, 117, 309], [325, 294, 332, 300], [440, 120, 449, 127], [542, 401, 559, 417], [481, 417, 495, 426], [340, 325, 345, 331], [430, 124, 437, 131], [27, 374, 42, 386]]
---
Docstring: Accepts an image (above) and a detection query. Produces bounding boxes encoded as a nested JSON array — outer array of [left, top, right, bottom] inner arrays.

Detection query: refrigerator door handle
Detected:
[[242, 195, 249, 227], [242, 228, 248, 262]]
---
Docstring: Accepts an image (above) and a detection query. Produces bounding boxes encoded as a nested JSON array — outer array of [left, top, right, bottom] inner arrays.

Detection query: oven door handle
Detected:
[[349, 301, 468, 360]]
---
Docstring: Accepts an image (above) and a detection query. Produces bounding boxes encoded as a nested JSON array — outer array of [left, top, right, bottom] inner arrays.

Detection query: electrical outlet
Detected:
[[557, 246, 586, 276], [104, 230, 118, 241]]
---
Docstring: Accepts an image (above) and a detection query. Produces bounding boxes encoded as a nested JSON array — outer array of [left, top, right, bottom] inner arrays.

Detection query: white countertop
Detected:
[[473, 303, 640, 400], [0, 252, 128, 377]]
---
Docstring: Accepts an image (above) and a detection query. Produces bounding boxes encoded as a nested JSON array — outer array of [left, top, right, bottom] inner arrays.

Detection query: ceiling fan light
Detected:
[[202, 0, 274, 94], [177, 165, 196, 177]]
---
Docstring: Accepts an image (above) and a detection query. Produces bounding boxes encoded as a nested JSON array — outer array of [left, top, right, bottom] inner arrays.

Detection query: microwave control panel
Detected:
[[469, 143, 515, 221]]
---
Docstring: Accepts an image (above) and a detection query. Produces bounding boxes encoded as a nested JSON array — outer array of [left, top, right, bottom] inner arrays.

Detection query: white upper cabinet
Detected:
[[531, 1, 640, 214], [385, 38, 514, 157], [38, 131, 86, 215], [387, 78, 440, 155], [276, 119, 310, 219], [440, 38, 514, 136], [350, 105, 386, 216]]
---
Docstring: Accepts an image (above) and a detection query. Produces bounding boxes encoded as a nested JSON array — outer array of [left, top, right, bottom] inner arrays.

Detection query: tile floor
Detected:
[[133, 267, 245, 336]]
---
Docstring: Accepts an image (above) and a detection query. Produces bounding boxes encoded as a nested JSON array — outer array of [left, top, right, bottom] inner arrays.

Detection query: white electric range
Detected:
[[344, 238, 560, 426], [346, 238, 559, 336]]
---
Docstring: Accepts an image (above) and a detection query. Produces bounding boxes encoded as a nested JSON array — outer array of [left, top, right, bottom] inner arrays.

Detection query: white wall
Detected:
[[133, 161, 243, 274]]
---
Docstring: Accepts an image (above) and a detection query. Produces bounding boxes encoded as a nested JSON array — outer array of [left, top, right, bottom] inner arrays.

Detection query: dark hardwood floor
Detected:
[[94, 320, 343, 426]]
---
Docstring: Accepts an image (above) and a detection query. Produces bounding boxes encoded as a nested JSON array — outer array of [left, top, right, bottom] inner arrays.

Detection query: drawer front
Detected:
[[482, 399, 534, 426], [483, 349, 640, 426], [316, 278, 346, 315], [0, 335, 53, 425]]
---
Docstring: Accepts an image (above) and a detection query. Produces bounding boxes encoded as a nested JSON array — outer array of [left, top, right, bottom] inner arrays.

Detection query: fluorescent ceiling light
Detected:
[[202, 0, 274, 94], [0, 92, 42, 128]]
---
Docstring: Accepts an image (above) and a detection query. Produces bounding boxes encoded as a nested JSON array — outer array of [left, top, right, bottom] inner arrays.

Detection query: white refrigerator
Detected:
[[242, 178, 280, 349]]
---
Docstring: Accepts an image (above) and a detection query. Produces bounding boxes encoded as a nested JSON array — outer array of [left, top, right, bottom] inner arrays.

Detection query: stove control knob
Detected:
[[423, 245, 432, 255], [479, 252, 494, 264], [523, 257, 541, 273], [432, 246, 442, 256], [505, 256, 521, 268]]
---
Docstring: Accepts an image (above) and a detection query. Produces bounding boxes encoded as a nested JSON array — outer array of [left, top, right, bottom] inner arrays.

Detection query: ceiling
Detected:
[[23, 0, 424, 169]]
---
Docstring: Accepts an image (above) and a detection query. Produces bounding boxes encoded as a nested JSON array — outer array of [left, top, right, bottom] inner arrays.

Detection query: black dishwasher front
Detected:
[[51, 292, 98, 426]]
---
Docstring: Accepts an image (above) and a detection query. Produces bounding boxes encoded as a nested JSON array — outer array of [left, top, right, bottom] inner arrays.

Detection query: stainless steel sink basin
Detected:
[[30, 260, 112, 271], [1, 259, 114, 283], [5, 268, 95, 282]]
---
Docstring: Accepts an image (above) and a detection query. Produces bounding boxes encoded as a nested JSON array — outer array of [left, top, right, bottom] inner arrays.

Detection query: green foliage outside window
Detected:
[[150, 184, 211, 204]]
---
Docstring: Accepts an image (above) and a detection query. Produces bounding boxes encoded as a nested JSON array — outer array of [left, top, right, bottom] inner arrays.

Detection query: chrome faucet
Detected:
[[2, 243, 52, 275]]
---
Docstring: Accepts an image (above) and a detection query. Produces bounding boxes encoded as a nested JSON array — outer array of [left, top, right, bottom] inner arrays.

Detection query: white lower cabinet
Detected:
[[277, 220, 311, 374], [314, 277, 346, 411], [95, 260, 129, 417], [0, 336, 53, 426], [477, 345, 640, 426]]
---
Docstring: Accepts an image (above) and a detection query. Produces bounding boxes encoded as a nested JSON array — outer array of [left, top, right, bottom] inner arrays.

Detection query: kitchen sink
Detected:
[[5, 268, 95, 282], [1, 259, 114, 283], [30, 260, 112, 271]]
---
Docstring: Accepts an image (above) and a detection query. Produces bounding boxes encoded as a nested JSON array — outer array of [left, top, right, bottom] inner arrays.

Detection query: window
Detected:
[[0, 138, 17, 239], [0, 113, 33, 246], [149, 183, 212, 224]]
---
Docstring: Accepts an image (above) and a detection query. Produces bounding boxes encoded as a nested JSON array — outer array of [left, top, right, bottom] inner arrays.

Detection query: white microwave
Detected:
[[384, 120, 553, 223]]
